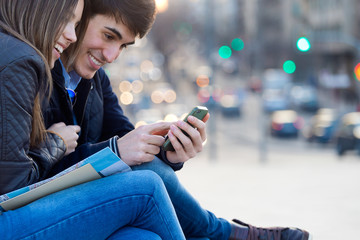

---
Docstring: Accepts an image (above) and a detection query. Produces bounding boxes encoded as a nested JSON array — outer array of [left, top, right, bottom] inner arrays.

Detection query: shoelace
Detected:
[[233, 219, 284, 240]]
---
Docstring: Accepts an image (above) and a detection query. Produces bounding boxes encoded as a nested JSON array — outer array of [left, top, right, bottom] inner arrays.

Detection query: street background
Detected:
[[176, 93, 360, 240], [104, 1, 360, 239]]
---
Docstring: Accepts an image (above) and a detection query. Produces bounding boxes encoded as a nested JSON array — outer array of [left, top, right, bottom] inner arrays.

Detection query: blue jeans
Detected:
[[132, 157, 232, 240], [0, 170, 185, 240]]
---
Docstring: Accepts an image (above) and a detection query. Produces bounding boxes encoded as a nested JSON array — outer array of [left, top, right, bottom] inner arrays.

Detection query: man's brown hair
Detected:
[[63, 0, 156, 69]]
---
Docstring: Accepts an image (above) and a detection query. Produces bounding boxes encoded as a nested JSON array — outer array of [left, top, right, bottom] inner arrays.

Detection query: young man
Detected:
[[43, 0, 311, 239]]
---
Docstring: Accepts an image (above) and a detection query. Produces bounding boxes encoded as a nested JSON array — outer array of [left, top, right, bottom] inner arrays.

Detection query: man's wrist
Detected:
[[159, 148, 184, 171]]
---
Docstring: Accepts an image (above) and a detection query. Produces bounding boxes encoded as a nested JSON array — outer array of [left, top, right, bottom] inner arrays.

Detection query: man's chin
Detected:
[[75, 67, 96, 79], [87, 69, 97, 77], [82, 72, 96, 79]]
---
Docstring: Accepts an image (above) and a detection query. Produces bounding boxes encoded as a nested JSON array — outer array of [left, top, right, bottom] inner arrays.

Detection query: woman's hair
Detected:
[[0, 0, 80, 147], [62, 0, 156, 69]]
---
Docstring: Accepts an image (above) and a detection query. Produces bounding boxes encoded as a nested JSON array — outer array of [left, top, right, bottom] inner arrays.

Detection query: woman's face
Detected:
[[51, 0, 84, 68]]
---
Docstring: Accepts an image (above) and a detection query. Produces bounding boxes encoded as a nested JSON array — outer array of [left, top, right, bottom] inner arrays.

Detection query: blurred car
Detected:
[[290, 85, 319, 112], [262, 89, 290, 112], [302, 108, 338, 143], [270, 110, 303, 137], [262, 69, 292, 113], [262, 68, 291, 90], [335, 112, 360, 156], [248, 76, 262, 93], [219, 89, 245, 118]]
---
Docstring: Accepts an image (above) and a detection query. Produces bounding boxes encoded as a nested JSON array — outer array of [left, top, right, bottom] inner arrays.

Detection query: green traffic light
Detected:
[[219, 46, 232, 59], [296, 37, 311, 52], [283, 60, 296, 74], [231, 38, 244, 51]]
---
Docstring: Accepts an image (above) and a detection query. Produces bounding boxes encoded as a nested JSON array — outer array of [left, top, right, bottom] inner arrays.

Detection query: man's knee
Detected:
[[132, 157, 177, 185]]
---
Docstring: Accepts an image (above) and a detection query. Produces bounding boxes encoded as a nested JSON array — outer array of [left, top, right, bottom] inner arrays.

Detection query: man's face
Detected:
[[72, 14, 136, 79]]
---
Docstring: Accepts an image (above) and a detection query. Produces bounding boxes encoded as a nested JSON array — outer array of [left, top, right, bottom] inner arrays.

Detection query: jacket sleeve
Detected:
[[0, 55, 65, 195], [98, 69, 184, 171]]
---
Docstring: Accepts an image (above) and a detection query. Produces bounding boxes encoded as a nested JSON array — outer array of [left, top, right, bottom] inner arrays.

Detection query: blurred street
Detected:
[[176, 94, 360, 240], [177, 143, 360, 240], [104, 1, 360, 239]]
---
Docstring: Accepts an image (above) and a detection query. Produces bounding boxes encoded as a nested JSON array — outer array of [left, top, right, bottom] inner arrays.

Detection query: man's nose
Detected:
[[103, 46, 121, 63]]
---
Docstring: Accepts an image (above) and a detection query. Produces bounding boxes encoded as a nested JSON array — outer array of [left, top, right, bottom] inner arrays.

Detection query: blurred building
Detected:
[[293, 0, 360, 105], [105, 0, 360, 115], [241, 0, 360, 104]]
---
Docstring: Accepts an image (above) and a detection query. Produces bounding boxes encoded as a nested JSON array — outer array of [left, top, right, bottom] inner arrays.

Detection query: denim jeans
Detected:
[[0, 170, 185, 240], [132, 157, 232, 240]]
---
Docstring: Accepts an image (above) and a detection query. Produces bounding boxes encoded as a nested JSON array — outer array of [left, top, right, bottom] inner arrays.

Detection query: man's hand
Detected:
[[117, 121, 171, 166], [47, 122, 81, 156], [166, 113, 210, 163]]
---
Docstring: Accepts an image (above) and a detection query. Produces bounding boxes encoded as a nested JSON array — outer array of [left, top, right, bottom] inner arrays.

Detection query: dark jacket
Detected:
[[0, 32, 66, 195], [44, 61, 182, 175]]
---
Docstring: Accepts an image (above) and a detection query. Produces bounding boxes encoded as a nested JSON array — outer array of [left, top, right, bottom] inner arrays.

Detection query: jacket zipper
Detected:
[[78, 82, 93, 126]]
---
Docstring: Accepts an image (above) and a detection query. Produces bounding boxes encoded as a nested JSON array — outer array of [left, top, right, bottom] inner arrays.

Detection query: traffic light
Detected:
[[355, 63, 360, 81], [218, 45, 232, 59], [296, 37, 311, 52], [283, 60, 296, 74]]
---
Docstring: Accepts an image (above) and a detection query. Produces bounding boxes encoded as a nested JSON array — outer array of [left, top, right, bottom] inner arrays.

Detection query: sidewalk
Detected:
[[176, 145, 360, 240]]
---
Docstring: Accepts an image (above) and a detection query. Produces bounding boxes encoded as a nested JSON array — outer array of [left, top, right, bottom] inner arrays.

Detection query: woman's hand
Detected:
[[48, 122, 81, 156]]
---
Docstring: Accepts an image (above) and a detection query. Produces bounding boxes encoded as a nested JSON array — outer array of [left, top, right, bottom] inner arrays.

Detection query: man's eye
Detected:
[[105, 34, 114, 40]]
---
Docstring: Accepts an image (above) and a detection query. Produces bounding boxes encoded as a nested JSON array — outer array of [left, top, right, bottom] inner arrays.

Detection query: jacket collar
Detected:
[[51, 60, 66, 89]]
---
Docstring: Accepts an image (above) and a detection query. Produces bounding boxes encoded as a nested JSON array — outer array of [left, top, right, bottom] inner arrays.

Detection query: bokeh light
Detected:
[[151, 90, 164, 104], [197, 88, 211, 103], [141, 60, 154, 73], [135, 121, 147, 128], [119, 81, 132, 92], [212, 88, 223, 102], [231, 38, 244, 51], [155, 0, 168, 13], [219, 46, 232, 59], [149, 68, 162, 81], [164, 89, 177, 103], [221, 94, 237, 107], [132, 80, 144, 93], [283, 60, 296, 74], [164, 113, 178, 122], [354, 63, 360, 81], [120, 92, 134, 105], [196, 75, 210, 88], [296, 37, 311, 52]]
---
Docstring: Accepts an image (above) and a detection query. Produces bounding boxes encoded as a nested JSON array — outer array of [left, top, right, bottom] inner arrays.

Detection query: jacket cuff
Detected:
[[44, 132, 67, 161], [109, 136, 121, 157], [109, 136, 131, 172], [158, 148, 184, 171], [46, 130, 67, 155]]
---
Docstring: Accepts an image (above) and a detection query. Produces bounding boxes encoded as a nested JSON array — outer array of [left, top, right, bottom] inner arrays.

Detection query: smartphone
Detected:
[[163, 106, 208, 151]]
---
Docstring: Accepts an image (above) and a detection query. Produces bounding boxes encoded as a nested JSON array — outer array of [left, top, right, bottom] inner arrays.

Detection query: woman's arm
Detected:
[[0, 53, 65, 195]]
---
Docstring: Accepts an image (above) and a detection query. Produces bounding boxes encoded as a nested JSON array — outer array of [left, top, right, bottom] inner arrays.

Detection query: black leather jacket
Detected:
[[0, 32, 66, 195]]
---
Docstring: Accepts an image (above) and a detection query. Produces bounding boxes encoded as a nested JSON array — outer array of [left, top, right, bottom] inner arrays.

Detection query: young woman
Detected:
[[0, 0, 185, 239]]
